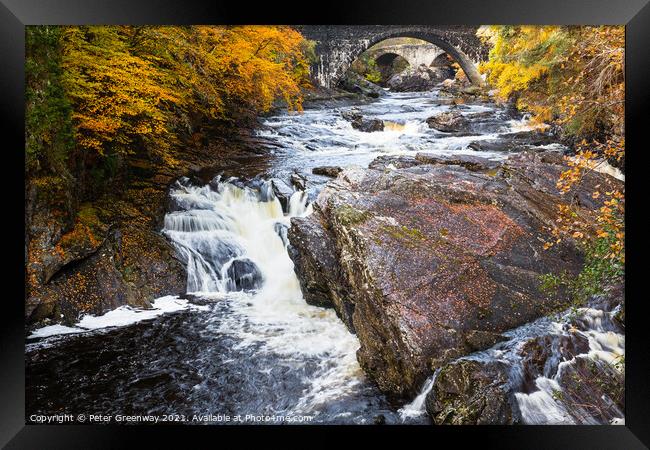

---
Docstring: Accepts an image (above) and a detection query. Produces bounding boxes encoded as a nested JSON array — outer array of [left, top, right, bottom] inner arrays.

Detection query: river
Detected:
[[26, 90, 624, 425]]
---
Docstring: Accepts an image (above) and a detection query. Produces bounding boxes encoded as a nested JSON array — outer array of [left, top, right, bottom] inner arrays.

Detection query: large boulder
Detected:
[[287, 151, 622, 400], [341, 110, 384, 133], [426, 110, 470, 133], [387, 64, 450, 92], [338, 71, 386, 98]]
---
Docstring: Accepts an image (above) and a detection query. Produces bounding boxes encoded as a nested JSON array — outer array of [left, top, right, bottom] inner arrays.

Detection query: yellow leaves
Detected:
[[58, 25, 310, 164], [480, 59, 547, 100], [478, 26, 625, 141]]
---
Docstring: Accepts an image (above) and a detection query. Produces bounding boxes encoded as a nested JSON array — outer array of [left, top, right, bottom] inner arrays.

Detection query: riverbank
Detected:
[[25, 25, 313, 329], [26, 126, 279, 329]]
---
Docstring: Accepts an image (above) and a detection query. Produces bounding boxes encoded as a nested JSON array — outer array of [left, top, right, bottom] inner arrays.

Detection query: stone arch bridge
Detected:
[[296, 25, 489, 88], [366, 42, 446, 71]]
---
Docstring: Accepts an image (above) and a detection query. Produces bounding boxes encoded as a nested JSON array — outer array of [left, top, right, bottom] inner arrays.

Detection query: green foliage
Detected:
[[364, 59, 382, 84], [25, 26, 74, 176], [540, 211, 625, 306], [350, 53, 382, 84], [301, 39, 318, 65]]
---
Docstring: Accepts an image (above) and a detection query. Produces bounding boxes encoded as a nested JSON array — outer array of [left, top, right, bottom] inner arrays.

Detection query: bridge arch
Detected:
[[352, 31, 483, 87], [372, 52, 411, 85], [365, 40, 445, 73], [299, 25, 488, 89], [431, 52, 454, 68]]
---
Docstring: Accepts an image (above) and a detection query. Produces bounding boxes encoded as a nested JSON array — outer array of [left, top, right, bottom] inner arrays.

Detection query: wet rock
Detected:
[[290, 173, 307, 191], [271, 178, 295, 213], [586, 283, 624, 313], [425, 110, 469, 133], [517, 333, 590, 393], [463, 330, 508, 352], [312, 166, 343, 178], [274, 222, 289, 247], [468, 141, 519, 153], [187, 239, 242, 273], [338, 71, 385, 98], [425, 359, 517, 424], [341, 110, 384, 133], [505, 93, 522, 120], [439, 77, 482, 99], [387, 64, 450, 92], [556, 356, 624, 424], [461, 85, 483, 96], [500, 131, 556, 144], [26, 228, 186, 324], [288, 212, 355, 330], [355, 119, 384, 133], [414, 153, 500, 172], [468, 130, 556, 153], [287, 151, 622, 399], [368, 155, 420, 171], [226, 258, 264, 292], [613, 304, 625, 329]]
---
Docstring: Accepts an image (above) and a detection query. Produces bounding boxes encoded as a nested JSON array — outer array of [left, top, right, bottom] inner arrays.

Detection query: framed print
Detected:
[[2, 0, 649, 447]]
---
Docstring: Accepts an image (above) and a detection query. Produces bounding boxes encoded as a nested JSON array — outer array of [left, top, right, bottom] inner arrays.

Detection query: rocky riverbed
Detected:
[[26, 87, 625, 425]]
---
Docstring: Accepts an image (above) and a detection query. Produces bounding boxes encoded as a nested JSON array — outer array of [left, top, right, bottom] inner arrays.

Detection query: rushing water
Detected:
[[26, 90, 623, 424], [404, 301, 625, 425]]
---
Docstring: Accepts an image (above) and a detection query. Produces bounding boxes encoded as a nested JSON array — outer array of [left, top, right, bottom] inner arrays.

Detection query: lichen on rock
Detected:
[[287, 150, 623, 401]]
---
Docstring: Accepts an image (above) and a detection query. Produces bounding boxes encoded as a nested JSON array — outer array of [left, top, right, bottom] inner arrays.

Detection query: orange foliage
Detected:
[[59, 25, 311, 165]]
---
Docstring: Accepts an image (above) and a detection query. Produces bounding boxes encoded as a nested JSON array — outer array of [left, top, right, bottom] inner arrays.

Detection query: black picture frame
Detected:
[[2, 0, 649, 447]]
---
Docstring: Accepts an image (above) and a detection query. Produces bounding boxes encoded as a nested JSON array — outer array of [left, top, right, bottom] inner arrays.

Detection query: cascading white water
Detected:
[[163, 178, 312, 294], [398, 372, 437, 419], [513, 306, 625, 425], [160, 177, 401, 421]]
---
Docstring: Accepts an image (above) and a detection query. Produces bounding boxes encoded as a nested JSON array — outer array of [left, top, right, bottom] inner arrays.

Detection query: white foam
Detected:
[[515, 377, 576, 425], [28, 296, 207, 339], [28, 324, 85, 339], [398, 376, 436, 419], [163, 179, 370, 416], [512, 306, 625, 424], [568, 156, 625, 182]]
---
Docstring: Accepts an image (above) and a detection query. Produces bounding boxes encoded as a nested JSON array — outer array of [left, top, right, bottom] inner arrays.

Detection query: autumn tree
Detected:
[[26, 25, 312, 187], [478, 25, 625, 304]]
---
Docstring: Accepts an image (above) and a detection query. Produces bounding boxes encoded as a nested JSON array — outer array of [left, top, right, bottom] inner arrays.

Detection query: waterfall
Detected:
[[27, 90, 622, 425], [398, 371, 438, 419], [162, 177, 312, 295], [512, 306, 625, 425]]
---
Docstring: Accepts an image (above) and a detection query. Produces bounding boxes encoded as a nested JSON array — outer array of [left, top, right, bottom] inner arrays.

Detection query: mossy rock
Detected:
[[425, 359, 516, 425], [333, 204, 372, 227]]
